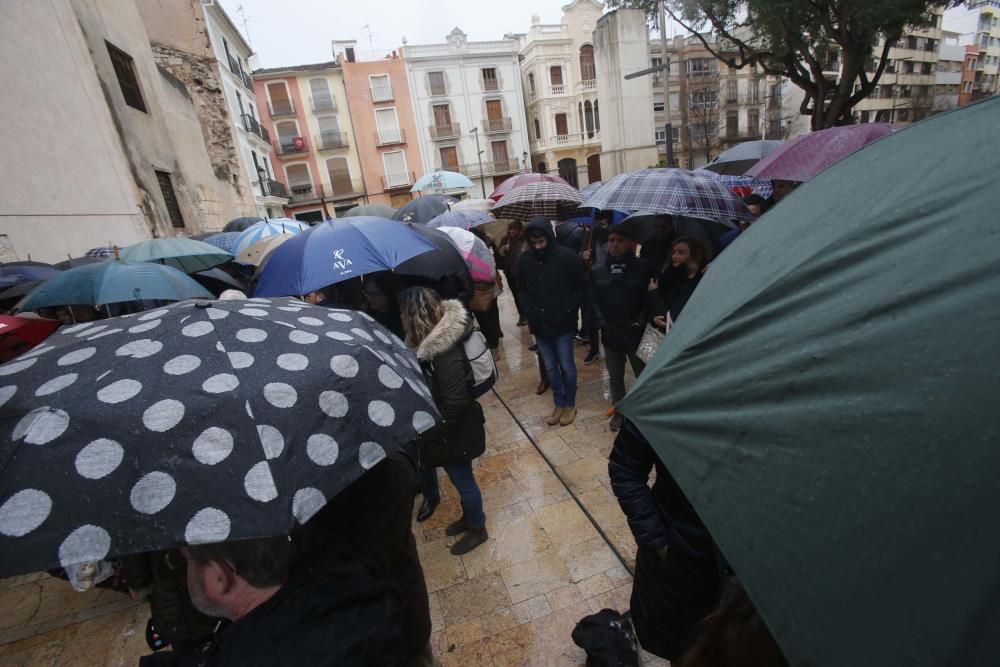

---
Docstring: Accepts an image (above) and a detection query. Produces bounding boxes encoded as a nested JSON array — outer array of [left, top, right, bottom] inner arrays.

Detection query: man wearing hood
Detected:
[[517, 217, 588, 426], [590, 226, 656, 431]]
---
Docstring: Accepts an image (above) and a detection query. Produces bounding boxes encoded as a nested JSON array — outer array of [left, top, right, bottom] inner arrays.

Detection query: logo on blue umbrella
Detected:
[[332, 249, 353, 273]]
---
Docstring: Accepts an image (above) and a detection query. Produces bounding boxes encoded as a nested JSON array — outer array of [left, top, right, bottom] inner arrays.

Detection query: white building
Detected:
[[401, 29, 531, 198], [944, 0, 1000, 98], [936, 33, 966, 109]]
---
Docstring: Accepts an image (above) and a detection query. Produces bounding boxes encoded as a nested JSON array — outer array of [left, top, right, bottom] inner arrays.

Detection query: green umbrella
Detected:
[[617, 97, 1000, 666], [119, 238, 232, 273]]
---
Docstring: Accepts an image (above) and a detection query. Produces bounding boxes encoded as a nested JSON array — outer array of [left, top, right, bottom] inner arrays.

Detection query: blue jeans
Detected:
[[420, 462, 485, 529], [535, 333, 578, 408]]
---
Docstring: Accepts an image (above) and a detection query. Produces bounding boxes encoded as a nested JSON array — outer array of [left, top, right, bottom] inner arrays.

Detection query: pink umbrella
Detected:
[[435, 226, 495, 282], [488, 173, 572, 202], [746, 123, 899, 182]]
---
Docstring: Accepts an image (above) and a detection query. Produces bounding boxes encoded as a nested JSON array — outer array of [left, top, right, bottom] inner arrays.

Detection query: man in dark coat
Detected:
[[608, 422, 722, 661], [589, 226, 656, 431], [517, 217, 587, 427]]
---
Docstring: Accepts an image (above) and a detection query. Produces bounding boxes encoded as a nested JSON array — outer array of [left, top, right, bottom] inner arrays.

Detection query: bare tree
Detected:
[[687, 67, 721, 165]]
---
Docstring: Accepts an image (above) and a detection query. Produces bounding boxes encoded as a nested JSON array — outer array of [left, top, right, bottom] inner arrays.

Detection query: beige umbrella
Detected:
[[236, 232, 296, 266], [450, 198, 494, 213]]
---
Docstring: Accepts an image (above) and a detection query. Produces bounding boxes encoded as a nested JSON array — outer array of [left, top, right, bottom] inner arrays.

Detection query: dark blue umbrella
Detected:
[[254, 217, 436, 297], [392, 194, 458, 223], [201, 232, 244, 254], [0, 263, 61, 287], [222, 216, 264, 233]]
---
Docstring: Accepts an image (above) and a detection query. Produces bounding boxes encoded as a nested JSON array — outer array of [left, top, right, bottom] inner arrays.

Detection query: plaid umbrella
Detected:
[[694, 169, 774, 200], [202, 232, 243, 254], [84, 247, 115, 258], [492, 182, 583, 223], [746, 124, 898, 182], [583, 168, 751, 227], [487, 173, 571, 202]]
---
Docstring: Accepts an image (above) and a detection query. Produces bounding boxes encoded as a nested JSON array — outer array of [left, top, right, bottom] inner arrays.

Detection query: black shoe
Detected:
[[416, 497, 440, 523], [574, 334, 588, 345], [450, 526, 488, 555], [536, 378, 550, 395], [583, 350, 599, 365], [609, 413, 623, 432], [528, 343, 538, 352], [445, 517, 467, 536]]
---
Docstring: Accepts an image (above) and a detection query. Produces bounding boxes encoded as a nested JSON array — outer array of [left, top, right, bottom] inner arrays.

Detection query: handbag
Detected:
[[469, 282, 495, 313], [635, 313, 672, 364]]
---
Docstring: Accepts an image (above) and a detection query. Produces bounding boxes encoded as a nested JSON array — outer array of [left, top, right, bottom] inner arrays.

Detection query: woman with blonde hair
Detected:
[[399, 287, 488, 555]]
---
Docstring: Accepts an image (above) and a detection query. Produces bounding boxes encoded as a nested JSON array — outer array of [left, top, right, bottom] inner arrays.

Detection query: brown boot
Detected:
[[535, 376, 550, 395], [559, 407, 577, 426], [546, 407, 564, 426]]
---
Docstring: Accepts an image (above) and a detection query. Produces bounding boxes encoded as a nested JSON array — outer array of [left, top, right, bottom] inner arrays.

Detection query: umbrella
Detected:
[[0, 263, 61, 287], [492, 182, 584, 223], [222, 216, 264, 233], [0, 281, 41, 304], [617, 98, 1000, 666], [0, 315, 60, 347], [192, 268, 245, 296], [694, 169, 774, 200], [426, 209, 494, 231], [487, 173, 572, 202], [119, 238, 232, 273], [703, 140, 784, 176], [746, 123, 898, 182], [254, 218, 436, 297], [84, 247, 115, 258], [236, 233, 296, 267], [188, 232, 216, 241], [580, 181, 603, 198], [53, 257, 105, 271], [435, 226, 496, 282], [583, 169, 750, 228], [343, 203, 396, 219], [232, 219, 310, 258], [393, 223, 471, 281], [410, 170, 474, 193], [0, 296, 440, 577], [201, 232, 244, 254], [19, 261, 212, 311], [617, 211, 722, 248], [392, 195, 458, 224], [449, 198, 494, 213]]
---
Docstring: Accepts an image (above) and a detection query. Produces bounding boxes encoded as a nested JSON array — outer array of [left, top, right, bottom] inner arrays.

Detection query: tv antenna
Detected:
[[237, 4, 253, 48]]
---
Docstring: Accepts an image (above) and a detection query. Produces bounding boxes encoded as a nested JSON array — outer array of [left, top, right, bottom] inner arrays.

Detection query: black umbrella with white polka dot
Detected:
[[0, 297, 440, 578]]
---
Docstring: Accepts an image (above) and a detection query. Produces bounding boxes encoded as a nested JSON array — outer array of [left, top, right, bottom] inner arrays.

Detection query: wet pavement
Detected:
[[0, 291, 666, 666]]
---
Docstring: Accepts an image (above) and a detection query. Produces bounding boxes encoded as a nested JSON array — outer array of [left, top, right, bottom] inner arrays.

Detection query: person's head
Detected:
[[595, 211, 613, 231], [398, 286, 444, 348], [606, 228, 632, 259], [742, 194, 768, 220], [671, 236, 711, 275], [507, 220, 523, 240], [362, 280, 389, 313], [303, 284, 339, 306], [183, 536, 292, 622], [771, 180, 799, 202]]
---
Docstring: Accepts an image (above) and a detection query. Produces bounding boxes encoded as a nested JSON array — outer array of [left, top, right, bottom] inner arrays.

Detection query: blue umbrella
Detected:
[[392, 195, 458, 224], [426, 209, 494, 230], [201, 232, 243, 254], [0, 263, 61, 286], [232, 219, 309, 257], [19, 260, 212, 310], [410, 170, 474, 193], [694, 169, 773, 200], [119, 238, 233, 273], [254, 217, 437, 297], [222, 216, 264, 233]]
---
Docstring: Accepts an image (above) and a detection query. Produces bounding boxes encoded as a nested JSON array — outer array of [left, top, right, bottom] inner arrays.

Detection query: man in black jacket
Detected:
[[518, 217, 587, 427], [589, 226, 656, 431]]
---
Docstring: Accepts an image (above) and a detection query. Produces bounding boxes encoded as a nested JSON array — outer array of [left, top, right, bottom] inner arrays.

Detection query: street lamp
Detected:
[[890, 56, 913, 123], [470, 127, 486, 198]]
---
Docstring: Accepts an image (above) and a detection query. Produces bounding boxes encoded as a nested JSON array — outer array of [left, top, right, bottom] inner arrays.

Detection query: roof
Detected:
[[252, 61, 341, 77]]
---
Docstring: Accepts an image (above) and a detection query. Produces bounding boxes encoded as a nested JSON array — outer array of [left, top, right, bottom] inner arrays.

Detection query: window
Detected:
[[275, 120, 300, 152], [533, 118, 541, 139], [594, 100, 599, 132], [432, 104, 452, 128], [326, 157, 353, 196], [439, 146, 459, 171], [310, 78, 335, 112], [285, 164, 312, 196], [154, 171, 184, 228], [317, 116, 342, 148], [106, 42, 146, 112], [482, 68, 499, 91], [266, 82, 294, 116], [579, 44, 596, 80], [726, 112, 738, 137], [688, 58, 715, 75], [382, 151, 408, 187], [748, 109, 760, 134], [748, 78, 760, 104], [726, 79, 738, 103], [653, 94, 664, 112], [375, 108, 401, 144], [370, 74, 392, 102], [491, 140, 509, 169], [554, 113, 568, 136], [428, 71, 446, 96], [550, 66, 563, 86], [651, 56, 662, 83], [690, 89, 718, 108], [655, 129, 666, 145], [584, 100, 595, 137], [528, 73, 536, 96]]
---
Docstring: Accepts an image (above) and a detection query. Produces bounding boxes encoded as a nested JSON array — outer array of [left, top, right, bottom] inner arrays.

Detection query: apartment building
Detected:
[[401, 29, 530, 198], [138, 0, 287, 219], [944, 0, 1000, 99], [335, 43, 425, 209], [936, 33, 967, 109], [254, 62, 367, 221], [511, 0, 605, 187]]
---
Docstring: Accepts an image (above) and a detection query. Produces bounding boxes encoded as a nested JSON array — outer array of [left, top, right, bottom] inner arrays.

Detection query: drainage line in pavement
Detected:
[[491, 388, 635, 578]]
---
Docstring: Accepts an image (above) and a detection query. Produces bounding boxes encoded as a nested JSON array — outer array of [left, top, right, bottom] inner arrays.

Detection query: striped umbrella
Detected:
[[201, 232, 244, 254], [232, 219, 309, 257], [487, 173, 572, 202], [450, 198, 494, 213], [492, 182, 583, 223], [85, 247, 115, 258], [583, 169, 751, 227]]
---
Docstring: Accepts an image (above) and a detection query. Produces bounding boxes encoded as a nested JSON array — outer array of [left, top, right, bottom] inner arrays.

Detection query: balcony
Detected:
[[275, 137, 308, 157], [529, 88, 537, 100], [429, 123, 461, 140], [371, 85, 394, 103], [457, 160, 520, 178], [241, 114, 271, 145], [287, 181, 367, 205], [381, 171, 414, 190], [255, 178, 288, 199], [242, 71, 254, 91], [551, 134, 571, 145], [314, 132, 349, 151], [375, 128, 406, 146], [577, 79, 597, 93], [268, 100, 296, 118], [227, 54, 241, 76], [550, 84, 566, 95], [311, 96, 336, 113], [483, 117, 512, 134]]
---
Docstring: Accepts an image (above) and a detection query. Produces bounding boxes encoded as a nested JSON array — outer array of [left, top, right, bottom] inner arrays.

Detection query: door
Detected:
[[375, 108, 401, 144], [275, 121, 299, 153], [326, 157, 353, 196], [587, 154, 601, 184], [554, 113, 568, 136], [439, 146, 459, 171], [317, 116, 341, 148], [285, 164, 312, 196], [433, 104, 452, 128], [309, 78, 334, 112], [267, 82, 292, 115], [558, 158, 578, 188], [486, 99, 504, 132], [490, 141, 508, 171]]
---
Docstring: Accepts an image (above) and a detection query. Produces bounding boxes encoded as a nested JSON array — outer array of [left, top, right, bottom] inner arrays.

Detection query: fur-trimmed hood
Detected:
[[416, 300, 473, 361]]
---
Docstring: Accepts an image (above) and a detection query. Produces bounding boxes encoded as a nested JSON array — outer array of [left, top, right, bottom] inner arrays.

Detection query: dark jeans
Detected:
[[420, 462, 485, 529], [535, 333, 577, 408], [604, 345, 645, 405], [473, 300, 501, 349]]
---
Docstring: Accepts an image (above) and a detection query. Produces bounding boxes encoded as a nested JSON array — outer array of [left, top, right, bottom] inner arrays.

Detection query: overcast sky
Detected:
[[216, 0, 681, 69]]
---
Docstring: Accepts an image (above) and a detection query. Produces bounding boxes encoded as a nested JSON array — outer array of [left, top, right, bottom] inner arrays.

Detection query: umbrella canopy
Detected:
[[19, 261, 212, 310], [435, 226, 496, 282], [201, 232, 244, 254], [450, 198, 494, 213], [0, 297, 440, 577], [492, 182, 584, 223], [53, 257, 105, 271], [694, 169, 774, 200], [343, 203, 396, 219], [222, 216, 264, 233], [393, 223, 471, 281], [192, 268, 245, 296], [392, 195, 458, 223], [0, 281, 42, 304], [0, 263, 61, 287], [703, 140, 784, 176], [584, 168, 750, 228], [746, 123, 898, 182], [236, 233, 296, 267], [0, 315, 60, 347], [233, 219, 310, 258], [487, 173, 572, 202], [119, 238, 232, 273], [426, 209, 495, 231], [410, 170, 474, 193], [84, 247, 115, 258], [254, 218, 436, 297], [580, 181, 603, 198], [617, 98, 1000, 666]]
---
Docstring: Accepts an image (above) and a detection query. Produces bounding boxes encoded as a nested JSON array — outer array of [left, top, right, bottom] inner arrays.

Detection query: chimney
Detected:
[[345, 47, 356, 63]]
